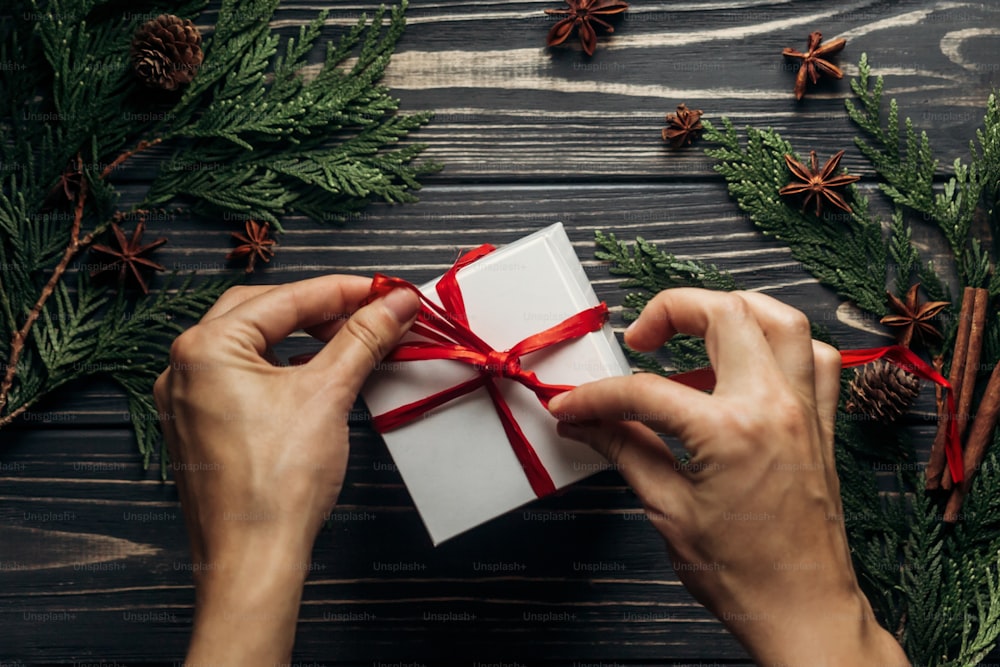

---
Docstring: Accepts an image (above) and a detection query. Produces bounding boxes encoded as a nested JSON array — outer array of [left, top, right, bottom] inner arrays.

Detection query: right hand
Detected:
[[547, 288, 909, 667]]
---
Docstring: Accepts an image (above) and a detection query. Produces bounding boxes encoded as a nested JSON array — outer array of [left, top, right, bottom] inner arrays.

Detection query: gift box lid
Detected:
[[361, 223, 632, 545]]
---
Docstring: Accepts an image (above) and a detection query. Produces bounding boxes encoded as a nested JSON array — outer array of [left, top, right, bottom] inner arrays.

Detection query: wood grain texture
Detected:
[[114, 0, 1000, 181], [2, 0, 998, 663]]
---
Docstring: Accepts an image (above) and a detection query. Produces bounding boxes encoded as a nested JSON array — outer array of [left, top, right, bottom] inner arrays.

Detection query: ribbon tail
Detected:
[[484, 379, 557, 498], [668, 367, 717, 391], [372, 376, 486, 432], [839, 347, 894, 367]]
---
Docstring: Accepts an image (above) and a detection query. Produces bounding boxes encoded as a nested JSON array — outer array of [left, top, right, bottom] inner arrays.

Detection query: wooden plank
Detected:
[[0, 420, 957, 663], [0, 429, 748, 662], [109, 0, 1000, 181]]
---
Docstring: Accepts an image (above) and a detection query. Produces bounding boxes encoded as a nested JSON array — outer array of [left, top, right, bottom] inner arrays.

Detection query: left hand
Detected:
[[154, 275, 419, 667]]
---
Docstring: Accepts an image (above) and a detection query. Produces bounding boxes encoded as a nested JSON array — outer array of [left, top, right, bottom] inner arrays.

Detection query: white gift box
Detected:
[[361, 223, 631, 545]]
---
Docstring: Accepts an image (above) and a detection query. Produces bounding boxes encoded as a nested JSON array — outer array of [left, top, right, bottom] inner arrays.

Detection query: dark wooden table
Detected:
[[3, 1, 999, 664]]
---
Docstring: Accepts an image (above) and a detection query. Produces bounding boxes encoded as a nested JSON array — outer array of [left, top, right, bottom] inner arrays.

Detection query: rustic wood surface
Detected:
[[2, 0, 999, 664]]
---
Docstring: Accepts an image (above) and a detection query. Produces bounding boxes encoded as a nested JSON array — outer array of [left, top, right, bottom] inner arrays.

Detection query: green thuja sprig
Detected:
[[145, 0, 441, 227], [0, 0, 436, 474], [701, 116, 893, 315], [847, 53, 999, 291]]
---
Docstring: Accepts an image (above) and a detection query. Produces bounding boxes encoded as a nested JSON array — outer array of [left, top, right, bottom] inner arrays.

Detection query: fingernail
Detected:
[[382, 288, 420, 323], [624, 319, 637, 336], [548, 394, 565, 414]]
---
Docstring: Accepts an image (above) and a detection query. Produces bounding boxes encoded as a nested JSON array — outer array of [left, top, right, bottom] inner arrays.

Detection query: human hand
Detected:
[[548, 289, 909, 667], [153, 276, 419, 667]]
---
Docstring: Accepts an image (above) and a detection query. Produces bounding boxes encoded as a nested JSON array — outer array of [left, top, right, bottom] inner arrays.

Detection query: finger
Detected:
[[199, 285, 278, 324], [623, 289, 777, 391], [557, 418, 691, 516], [208, 275, 373, 355], [548, 373, 715, 446], [732, 291, 816, 400], [152, 371, 205, 566], [812, 340, 842, 444], [151, 370, 179, 457], [308, 287, 421, 397]]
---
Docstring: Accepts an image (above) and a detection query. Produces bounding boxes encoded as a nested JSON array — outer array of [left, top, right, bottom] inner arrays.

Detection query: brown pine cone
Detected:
[[845, 359, 921, 424], [130, 14, 203, 91]]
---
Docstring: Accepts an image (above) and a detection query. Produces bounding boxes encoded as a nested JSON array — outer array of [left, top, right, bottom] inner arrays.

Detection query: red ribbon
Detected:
[[364, 244, 610, 498], [668, 345, 963, 484]]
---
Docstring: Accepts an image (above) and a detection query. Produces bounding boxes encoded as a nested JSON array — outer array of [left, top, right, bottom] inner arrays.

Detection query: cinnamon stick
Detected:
[[930, 356, 953, 490], [943, 288, 991, 491], [944, 355, 1000, 522], [926, 287, 976, 489], [958, 288, 990, 437], [941, 287, 990, 490]]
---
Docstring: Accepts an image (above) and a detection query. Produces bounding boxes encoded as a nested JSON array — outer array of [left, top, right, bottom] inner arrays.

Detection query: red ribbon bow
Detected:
[[365, 244, 610, 498], [667, 345, 964, 484]]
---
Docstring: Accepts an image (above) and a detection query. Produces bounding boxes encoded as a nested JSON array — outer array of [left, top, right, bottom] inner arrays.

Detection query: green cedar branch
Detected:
[[2, 0, 435, 473], [148, 0, 441, 226], [0, 169, 91, 419], [846, 53, 998, 290], [702, 116, 890, 316]]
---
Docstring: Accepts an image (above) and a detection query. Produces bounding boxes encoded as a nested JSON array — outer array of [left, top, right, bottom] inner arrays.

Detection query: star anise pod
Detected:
[[89, 222, 167, 295], [782, 31, 846, 100], [58, 155, 84, 202], [880, 284, 950, 349], [778, 150, 860, 217], [40, 155, 84, 212], [545, 0, 629, 57], [226, 220, 276, 273], [662, 103, 704, 149]]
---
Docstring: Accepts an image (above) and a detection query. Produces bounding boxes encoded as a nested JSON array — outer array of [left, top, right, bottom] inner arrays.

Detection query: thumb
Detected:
[[308, 287, 421, 397]]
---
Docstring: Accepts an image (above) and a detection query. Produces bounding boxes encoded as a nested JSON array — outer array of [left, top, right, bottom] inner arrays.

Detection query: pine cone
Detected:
[[845, 360, 921, 424], [130, 14, 203, 91]]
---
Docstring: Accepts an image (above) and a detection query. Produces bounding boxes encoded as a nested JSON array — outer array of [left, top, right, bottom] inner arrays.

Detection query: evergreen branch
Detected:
[[149, 0, 439, 223], [2, 1, 435, 473], [34, 276, 107, 378], [703, 117, 889, 316], [116, 371, 167, 476], [898, 487, 950, 660], [595, 230, 736, 298], [98, 273, 234, 473], [0, 129, 170, 422], [981, 95, 1000, 257], [945, 457, 1000, 665], [101, 138, 162, 179], [846, 54, 995, 289], [950, 564, 1000, 667], [0, 170, 91, 419]]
